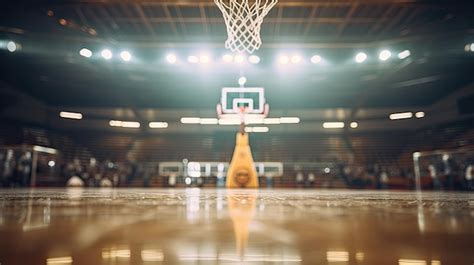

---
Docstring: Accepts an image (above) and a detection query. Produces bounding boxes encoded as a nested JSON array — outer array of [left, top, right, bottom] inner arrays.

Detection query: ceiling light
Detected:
[[311, 55, 322, 64], [280, 117, 300, 124], [187, 55, 199, 64], [234, 54, 245, 63], [245, 127, 269, 133], [278, 55, 289, 65], [79, 48, 92, 58], [248, 55, 260, 64], [218, 119, 240, 125], [238, 76, 247, 86], [379, 50, 392, 61], [7, 41, 17, 53], [415, 111, 425, 118], [101, 49, 112, 60], [263, 118, 280, 124], [199, 55, 210, 64], [59, 111, 83, 120], [200, 118, 218, 125], [398, 50, 411, 59], [120, 51, 132, 62], [180, 117, 200, 124], [355, 52, 367, 63], [290, 55, 302, 64], [350, 122, 358, 128], [166, 53, 177, 64], [149, 122, 168, 128], [323, 122, 345, 129], [389, 112, 413, 120], [109, 120, 140, 128], [222, 54, 233, 63]]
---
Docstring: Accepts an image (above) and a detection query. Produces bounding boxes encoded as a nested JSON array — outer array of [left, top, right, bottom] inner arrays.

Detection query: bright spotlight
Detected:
[[222, 54, 233, 63], [470, 43, 474, 52], [248, 55, 260, 64], [199, 55, 210, 64], [311, 55, 322, 64], [355, 52, 367, 63], [234, 54, 245, 63], [79, 48, 92, 58], [398, 50, 411, 59], [238, 76, 247, 86], [187, 55, 199, 64], [350, 122, 358, 128], [6, 41, 17, 52], [415, 111, 425, 118], [120, 51, 132, 62], [101, 49, 112, 60], [379, 50, 391, 61], [166, 53, 177, 64], [278, 55, 289, 65], [291, 55, 302, 64]]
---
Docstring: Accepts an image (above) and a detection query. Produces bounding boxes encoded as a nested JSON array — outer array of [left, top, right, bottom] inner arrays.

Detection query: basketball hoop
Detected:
[[214, 0, 278, 54]]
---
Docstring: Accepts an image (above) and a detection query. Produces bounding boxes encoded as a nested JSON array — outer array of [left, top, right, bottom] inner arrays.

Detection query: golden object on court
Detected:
[[226, 132, 259, 188]]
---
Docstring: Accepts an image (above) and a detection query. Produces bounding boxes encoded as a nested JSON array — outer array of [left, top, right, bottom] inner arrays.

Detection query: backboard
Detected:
[[219, 87, 266, 114]]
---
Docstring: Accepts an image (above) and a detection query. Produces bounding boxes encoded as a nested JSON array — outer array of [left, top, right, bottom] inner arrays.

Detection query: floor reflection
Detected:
[[0, 189, 472, 264]]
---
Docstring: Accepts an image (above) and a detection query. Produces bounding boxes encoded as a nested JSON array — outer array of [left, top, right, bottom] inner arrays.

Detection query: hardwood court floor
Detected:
[[0, 188, 473, 265]]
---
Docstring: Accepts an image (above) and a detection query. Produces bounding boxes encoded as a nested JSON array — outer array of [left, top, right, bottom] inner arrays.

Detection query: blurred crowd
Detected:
[[1, 148, 473, 190]]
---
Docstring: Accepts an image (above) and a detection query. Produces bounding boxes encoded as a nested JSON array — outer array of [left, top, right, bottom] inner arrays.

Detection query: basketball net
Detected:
[[214, 0, 278, 54]]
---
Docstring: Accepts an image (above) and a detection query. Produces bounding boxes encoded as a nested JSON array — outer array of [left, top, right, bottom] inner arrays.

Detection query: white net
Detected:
[[214, 0, 278, 54]]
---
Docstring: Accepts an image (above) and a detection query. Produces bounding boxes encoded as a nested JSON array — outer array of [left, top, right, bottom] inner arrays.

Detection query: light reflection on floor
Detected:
[[0, 188, 473, 265]]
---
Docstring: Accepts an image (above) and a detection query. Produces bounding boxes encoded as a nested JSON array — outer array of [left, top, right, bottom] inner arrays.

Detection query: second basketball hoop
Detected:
[[214, 0, 278, 54]]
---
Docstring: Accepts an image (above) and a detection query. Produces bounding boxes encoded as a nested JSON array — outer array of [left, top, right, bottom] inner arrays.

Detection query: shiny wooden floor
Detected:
[[0, 189, 473, 265]]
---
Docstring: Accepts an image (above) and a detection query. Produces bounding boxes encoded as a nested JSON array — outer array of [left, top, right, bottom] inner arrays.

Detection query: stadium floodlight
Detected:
[[187, 55, 199, 64], [291, 55, 302, 64], [6, 41, 17, 52], [238, 76, 247, 86], [166, 53, 177, 64], [398, 50, 411, 59], [280, 117, 300, 124], [101, 49, 113, 60], [245, 126, 269, 133], [355, 52, 367, 63], [149, 122, 168, 128], [79, 48, 92, 58], [379, 50, 391, 61], [234, 54, 245, 63], [200, 118, 218, 125], [311, 55, 322, 64], [180, 117, 200, 124], [199, 55, 210, 64], [222, 54, 233, 63], [323, 122, 345, 129], [389, 112, 413, 120], [59, 111, 83, 120], [415, 111, 425, 118], [350, 122, 358, 128], [278, 55, 289, 65], [248, 55, 260, 64], [120, 51, 132, 62]]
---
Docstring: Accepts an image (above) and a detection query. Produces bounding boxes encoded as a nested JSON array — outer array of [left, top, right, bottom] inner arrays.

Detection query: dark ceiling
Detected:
[[0, 0, 473, 110]]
